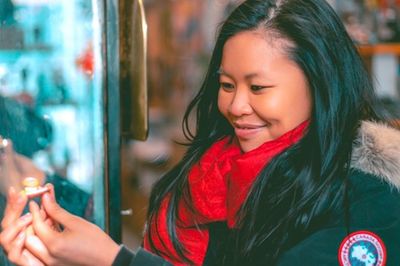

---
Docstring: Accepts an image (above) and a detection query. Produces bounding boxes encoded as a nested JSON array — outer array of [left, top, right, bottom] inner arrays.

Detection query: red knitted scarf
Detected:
[[144, 121, 308, 265]]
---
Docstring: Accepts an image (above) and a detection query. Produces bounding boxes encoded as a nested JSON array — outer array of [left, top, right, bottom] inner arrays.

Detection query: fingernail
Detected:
[[17, 231, 25, 241], [43, 192, 53, 203], [45, 184, 55, 201], [29, 201, 39, 213], [16, 192, 25, 204], [21, 213, 32, 221], [8, 187, 15, 198]]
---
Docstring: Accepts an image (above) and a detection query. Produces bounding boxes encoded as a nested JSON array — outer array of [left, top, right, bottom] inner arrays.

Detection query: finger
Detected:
[[44, 217, 60, 231], [0, 136, 6, 160], [30, 201, 61, 246], [44, 215, 52, 225], [40, 207, 47, 220], [44, 217, 57, 230], [39, 184, 56, 207], [25, 186, 50, 199], [0, 213, 32, 251], [43, 183, 56, 201], [0, 138, 13, 158], [25, 235, 52, 265], [21, 249, 45, 266], [6, 230, 26, 265], [41, 189, 81, 228], [26, 224, 35, 236], [2, 187, 28, 229]]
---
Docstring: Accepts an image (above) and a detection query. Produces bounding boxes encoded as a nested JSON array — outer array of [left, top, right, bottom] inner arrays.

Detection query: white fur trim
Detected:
[[351, 121, 400, 189]]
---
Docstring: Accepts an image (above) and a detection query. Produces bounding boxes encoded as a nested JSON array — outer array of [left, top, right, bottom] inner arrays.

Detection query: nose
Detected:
[[228, 88, 252, 117]]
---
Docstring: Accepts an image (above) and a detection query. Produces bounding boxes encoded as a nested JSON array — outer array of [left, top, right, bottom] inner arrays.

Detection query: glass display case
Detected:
[[0, 1, 148, 261], [0, 0, 107, 226]]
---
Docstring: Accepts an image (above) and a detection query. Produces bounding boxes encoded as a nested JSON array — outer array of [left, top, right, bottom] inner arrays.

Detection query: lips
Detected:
[[233, 122, 266, 138], [233, 122, 267, 129]]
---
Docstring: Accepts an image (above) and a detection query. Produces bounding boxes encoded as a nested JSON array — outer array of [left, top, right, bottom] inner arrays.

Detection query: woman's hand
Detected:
[[26, 184, 121, 266], [0, 187, 45, 266]]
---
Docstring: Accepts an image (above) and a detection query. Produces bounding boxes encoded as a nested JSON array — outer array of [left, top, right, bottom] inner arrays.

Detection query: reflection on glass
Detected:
[[0, 0, 105, 252]]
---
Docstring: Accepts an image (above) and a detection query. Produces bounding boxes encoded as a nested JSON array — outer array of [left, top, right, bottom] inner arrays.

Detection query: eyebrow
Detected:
[[217, 67, 261, 80], [216, 68, 227, 76]]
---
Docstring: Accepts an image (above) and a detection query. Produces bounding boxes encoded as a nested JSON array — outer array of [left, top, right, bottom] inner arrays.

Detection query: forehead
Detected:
[[224, 29, 292, 55], [220, 30, 297, 77]]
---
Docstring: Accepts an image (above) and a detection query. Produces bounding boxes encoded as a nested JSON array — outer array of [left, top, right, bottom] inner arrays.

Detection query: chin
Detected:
[[239, 142, 261, 153]]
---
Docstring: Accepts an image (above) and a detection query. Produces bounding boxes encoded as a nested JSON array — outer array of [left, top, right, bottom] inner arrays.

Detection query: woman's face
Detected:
[[218, 30, 312, 152]]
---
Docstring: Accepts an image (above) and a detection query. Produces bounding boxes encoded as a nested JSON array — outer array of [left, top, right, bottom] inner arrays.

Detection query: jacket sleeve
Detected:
[[112, 246, 172, 266]]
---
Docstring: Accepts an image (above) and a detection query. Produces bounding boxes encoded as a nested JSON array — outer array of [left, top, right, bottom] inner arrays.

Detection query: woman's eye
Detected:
[[251, 85, 269, 91], [220, 82, 234, 90]]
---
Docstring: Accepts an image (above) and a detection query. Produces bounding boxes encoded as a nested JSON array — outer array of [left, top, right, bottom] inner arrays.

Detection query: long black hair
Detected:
[[147, 0, 383, 264]]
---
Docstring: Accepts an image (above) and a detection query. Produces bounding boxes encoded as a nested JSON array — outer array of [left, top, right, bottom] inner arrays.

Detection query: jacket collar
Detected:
[[351, 121, 400, 189]]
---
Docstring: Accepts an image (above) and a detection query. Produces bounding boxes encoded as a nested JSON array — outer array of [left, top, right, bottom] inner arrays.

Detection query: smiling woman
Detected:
[[142, 0, 400, 265], [217, 31, 312, 152]]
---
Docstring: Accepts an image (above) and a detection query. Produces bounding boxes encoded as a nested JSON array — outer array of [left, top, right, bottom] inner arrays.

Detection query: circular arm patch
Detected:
[[338, 230, 386, 266]]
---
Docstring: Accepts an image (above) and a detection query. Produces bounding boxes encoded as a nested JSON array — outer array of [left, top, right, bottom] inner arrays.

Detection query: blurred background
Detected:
[[0, 0, 400, 251]]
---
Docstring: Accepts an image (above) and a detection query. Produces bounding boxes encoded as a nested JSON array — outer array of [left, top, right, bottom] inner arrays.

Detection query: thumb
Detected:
[[25, 235, 51, 266], [41, 190, 80, 229], [29, 201, 60, 247]]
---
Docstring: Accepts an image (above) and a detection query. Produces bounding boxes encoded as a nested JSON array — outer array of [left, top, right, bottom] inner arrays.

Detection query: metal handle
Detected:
[[119, 0, 148, 141], [120, 209, 133, 216]]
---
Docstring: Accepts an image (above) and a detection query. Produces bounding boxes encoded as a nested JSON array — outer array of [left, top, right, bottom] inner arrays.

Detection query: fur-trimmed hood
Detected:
[[351, 121, 400, 188]]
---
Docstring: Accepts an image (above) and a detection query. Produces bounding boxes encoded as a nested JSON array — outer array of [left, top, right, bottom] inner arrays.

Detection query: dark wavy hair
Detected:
[[147, 0, 383, 264]]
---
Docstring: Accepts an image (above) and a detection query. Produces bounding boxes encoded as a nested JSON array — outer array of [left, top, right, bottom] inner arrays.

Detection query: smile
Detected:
[[233, 123, 266, 138], [233, 121, 269, 129]]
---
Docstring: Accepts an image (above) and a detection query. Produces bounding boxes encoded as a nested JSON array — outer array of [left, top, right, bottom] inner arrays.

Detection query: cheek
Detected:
[[283, 91, 312, 127], [217, 91, 230, 117], [252, 90, 311, 122], [251, 95, 280, 117], [292, 87, 312, 120]]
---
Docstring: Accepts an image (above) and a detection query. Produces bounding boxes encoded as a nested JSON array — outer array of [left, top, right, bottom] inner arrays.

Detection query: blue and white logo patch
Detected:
[[338, 231, 386, 266]]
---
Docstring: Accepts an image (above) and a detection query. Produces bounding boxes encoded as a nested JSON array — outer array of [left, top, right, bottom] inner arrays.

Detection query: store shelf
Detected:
[[358, 43, 400, 56]]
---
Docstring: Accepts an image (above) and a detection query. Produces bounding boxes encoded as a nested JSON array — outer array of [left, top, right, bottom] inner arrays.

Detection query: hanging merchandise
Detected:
[[75, 42, 94, 78]]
